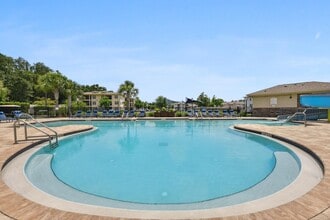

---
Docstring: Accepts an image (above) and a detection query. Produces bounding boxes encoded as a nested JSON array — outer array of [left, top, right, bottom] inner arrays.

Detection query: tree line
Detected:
[[0, 52, 224, 114], [0, 53, 108, 104]]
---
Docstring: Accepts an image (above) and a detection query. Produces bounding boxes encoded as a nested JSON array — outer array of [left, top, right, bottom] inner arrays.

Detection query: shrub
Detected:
[[175, 111, 184, 117], [147, 111, 154, 117]]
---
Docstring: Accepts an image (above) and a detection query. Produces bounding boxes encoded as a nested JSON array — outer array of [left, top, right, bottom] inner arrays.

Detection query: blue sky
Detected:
[[1, 0, 329, 102]]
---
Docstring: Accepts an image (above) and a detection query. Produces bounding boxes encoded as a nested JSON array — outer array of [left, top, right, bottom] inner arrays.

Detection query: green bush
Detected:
[[0, 101, 30, 113], [147, 111, 154, 117], [175, 111, 186, 117]]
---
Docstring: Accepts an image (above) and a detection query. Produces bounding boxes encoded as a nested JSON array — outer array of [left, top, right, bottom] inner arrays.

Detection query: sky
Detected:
[[1, 0, 329, 102]]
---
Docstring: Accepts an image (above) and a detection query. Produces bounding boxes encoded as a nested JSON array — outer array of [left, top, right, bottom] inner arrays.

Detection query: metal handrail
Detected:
[[285, 109, 307, 126], [13, 113, 58, 148]]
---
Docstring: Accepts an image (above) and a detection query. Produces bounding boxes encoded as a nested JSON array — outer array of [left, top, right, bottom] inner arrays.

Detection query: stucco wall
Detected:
[[252, 94, 298, 108]]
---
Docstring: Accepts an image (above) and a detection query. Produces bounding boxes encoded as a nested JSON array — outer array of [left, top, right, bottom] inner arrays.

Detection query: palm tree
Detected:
[[38, 71, 67, 110], [65, 79, 82, 117], [118, 80, 139, 110]]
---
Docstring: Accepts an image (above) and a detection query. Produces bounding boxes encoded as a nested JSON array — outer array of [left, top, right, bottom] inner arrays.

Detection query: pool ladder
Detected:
[[13, 113, 59, 148], [284, 109, 307, 126]]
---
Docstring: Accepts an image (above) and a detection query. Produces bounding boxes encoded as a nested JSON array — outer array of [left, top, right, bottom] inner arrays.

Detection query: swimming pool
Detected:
[[24, 120, 301, 210]]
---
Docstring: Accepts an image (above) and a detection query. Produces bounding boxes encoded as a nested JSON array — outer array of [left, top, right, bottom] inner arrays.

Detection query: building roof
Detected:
[[247, 81, 330, 97]]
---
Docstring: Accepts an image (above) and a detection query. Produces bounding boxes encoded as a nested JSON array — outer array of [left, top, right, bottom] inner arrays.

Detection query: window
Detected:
[[270, 97, 277, 106]]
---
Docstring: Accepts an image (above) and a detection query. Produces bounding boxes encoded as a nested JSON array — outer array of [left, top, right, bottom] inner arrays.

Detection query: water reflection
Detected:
[[118, 122, 139, 151]]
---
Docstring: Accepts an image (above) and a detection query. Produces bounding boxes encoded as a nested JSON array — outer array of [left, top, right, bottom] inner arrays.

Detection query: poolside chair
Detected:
[[73, 110, 82, 117], [114, 110, 120, 117], [128, 110, 135, 117], [108, 109, 115, 117], [85, 110, 92, 117], [122, 110, 129, 118], [223, 110, 230, 117], [92, 109, 98, 117], [207, 109, 214, 117], [138, 110, 145, 117], [102, 110, 108, 117], [230, 110, 237, 117], [186, 109, 193, 117], [201, 109, 207, 117], [214, 110, 220, 117], [0, 111, 13, 122], [12, 110, 22, 119], [194, 109, 200, 117]]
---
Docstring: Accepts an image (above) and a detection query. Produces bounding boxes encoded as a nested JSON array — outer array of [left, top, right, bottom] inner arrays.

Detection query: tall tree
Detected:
[[14, 57, 31, 71], [197, 92, 210, 107], [0, 80, 9, 102], [31, 62, 52, 75], [118, 80, 139, 110], [81, 84, 107, 92], [99, 96, 112, 109], [211, 95, 224, 107], [4, 71, 33, 102], [155, 96, 167, 108], [134, 97, 146, 109], [65, 79, 82, 116], [38, 71, 67, 109]]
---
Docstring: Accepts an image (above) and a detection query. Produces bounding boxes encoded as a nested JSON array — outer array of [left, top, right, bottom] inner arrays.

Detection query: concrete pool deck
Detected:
[[0, 118, 329, 219]]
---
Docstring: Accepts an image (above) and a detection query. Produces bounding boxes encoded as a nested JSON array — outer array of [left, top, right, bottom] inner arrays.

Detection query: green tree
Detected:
[[72, 100, 87, 111], [210, 95, 224, 107], [4, 71, 33, 102], [38, 71, 67, 109], [0, 53, 15, 80], [65, 79, 82, 116], [31, 62, 52, 75], [155, 96, 167, 108], [14, 57, 31, 71], [81, 84, 107, 92], [0, 80, 9, 101], [134, 97, 146, 109], [99, 96, 112, 109], [197, 92, 210, 107], [118, 80, 139, 110]]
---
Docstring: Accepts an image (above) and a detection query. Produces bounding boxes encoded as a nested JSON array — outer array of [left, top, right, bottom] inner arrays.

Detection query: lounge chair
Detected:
[[230, 110, 237, 117], [102, 110, 108, 117], [223, 110, 230, 117], [201, 109, 207, 117], [193, 109, 200, 117], [122, 110, 129, 117], [138, 110, 145, 117], [92, 109, 98, 117], [73, 110, 82, 117], [128, 110, 135, 117], [12, 110, 22, 118], [207, 109, 214, 117], [186, 109, 193, 117], [114, 110, 120, 117], [0, 111, 13, 122], [214, 110, 220, 117], [108, 109, 115, 117], [85, 110, 91, 117]]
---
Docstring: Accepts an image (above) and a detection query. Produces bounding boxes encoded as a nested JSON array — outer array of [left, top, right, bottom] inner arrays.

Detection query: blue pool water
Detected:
[[26, 120, 300, 206]]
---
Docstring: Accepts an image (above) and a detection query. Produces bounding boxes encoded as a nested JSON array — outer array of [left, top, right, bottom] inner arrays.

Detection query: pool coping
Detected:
[[1, 118, 330, 219]]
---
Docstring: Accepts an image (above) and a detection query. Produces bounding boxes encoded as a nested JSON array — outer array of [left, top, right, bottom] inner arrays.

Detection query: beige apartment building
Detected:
[[246, 81, 330, 117], [83, 91, 125, 110]]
